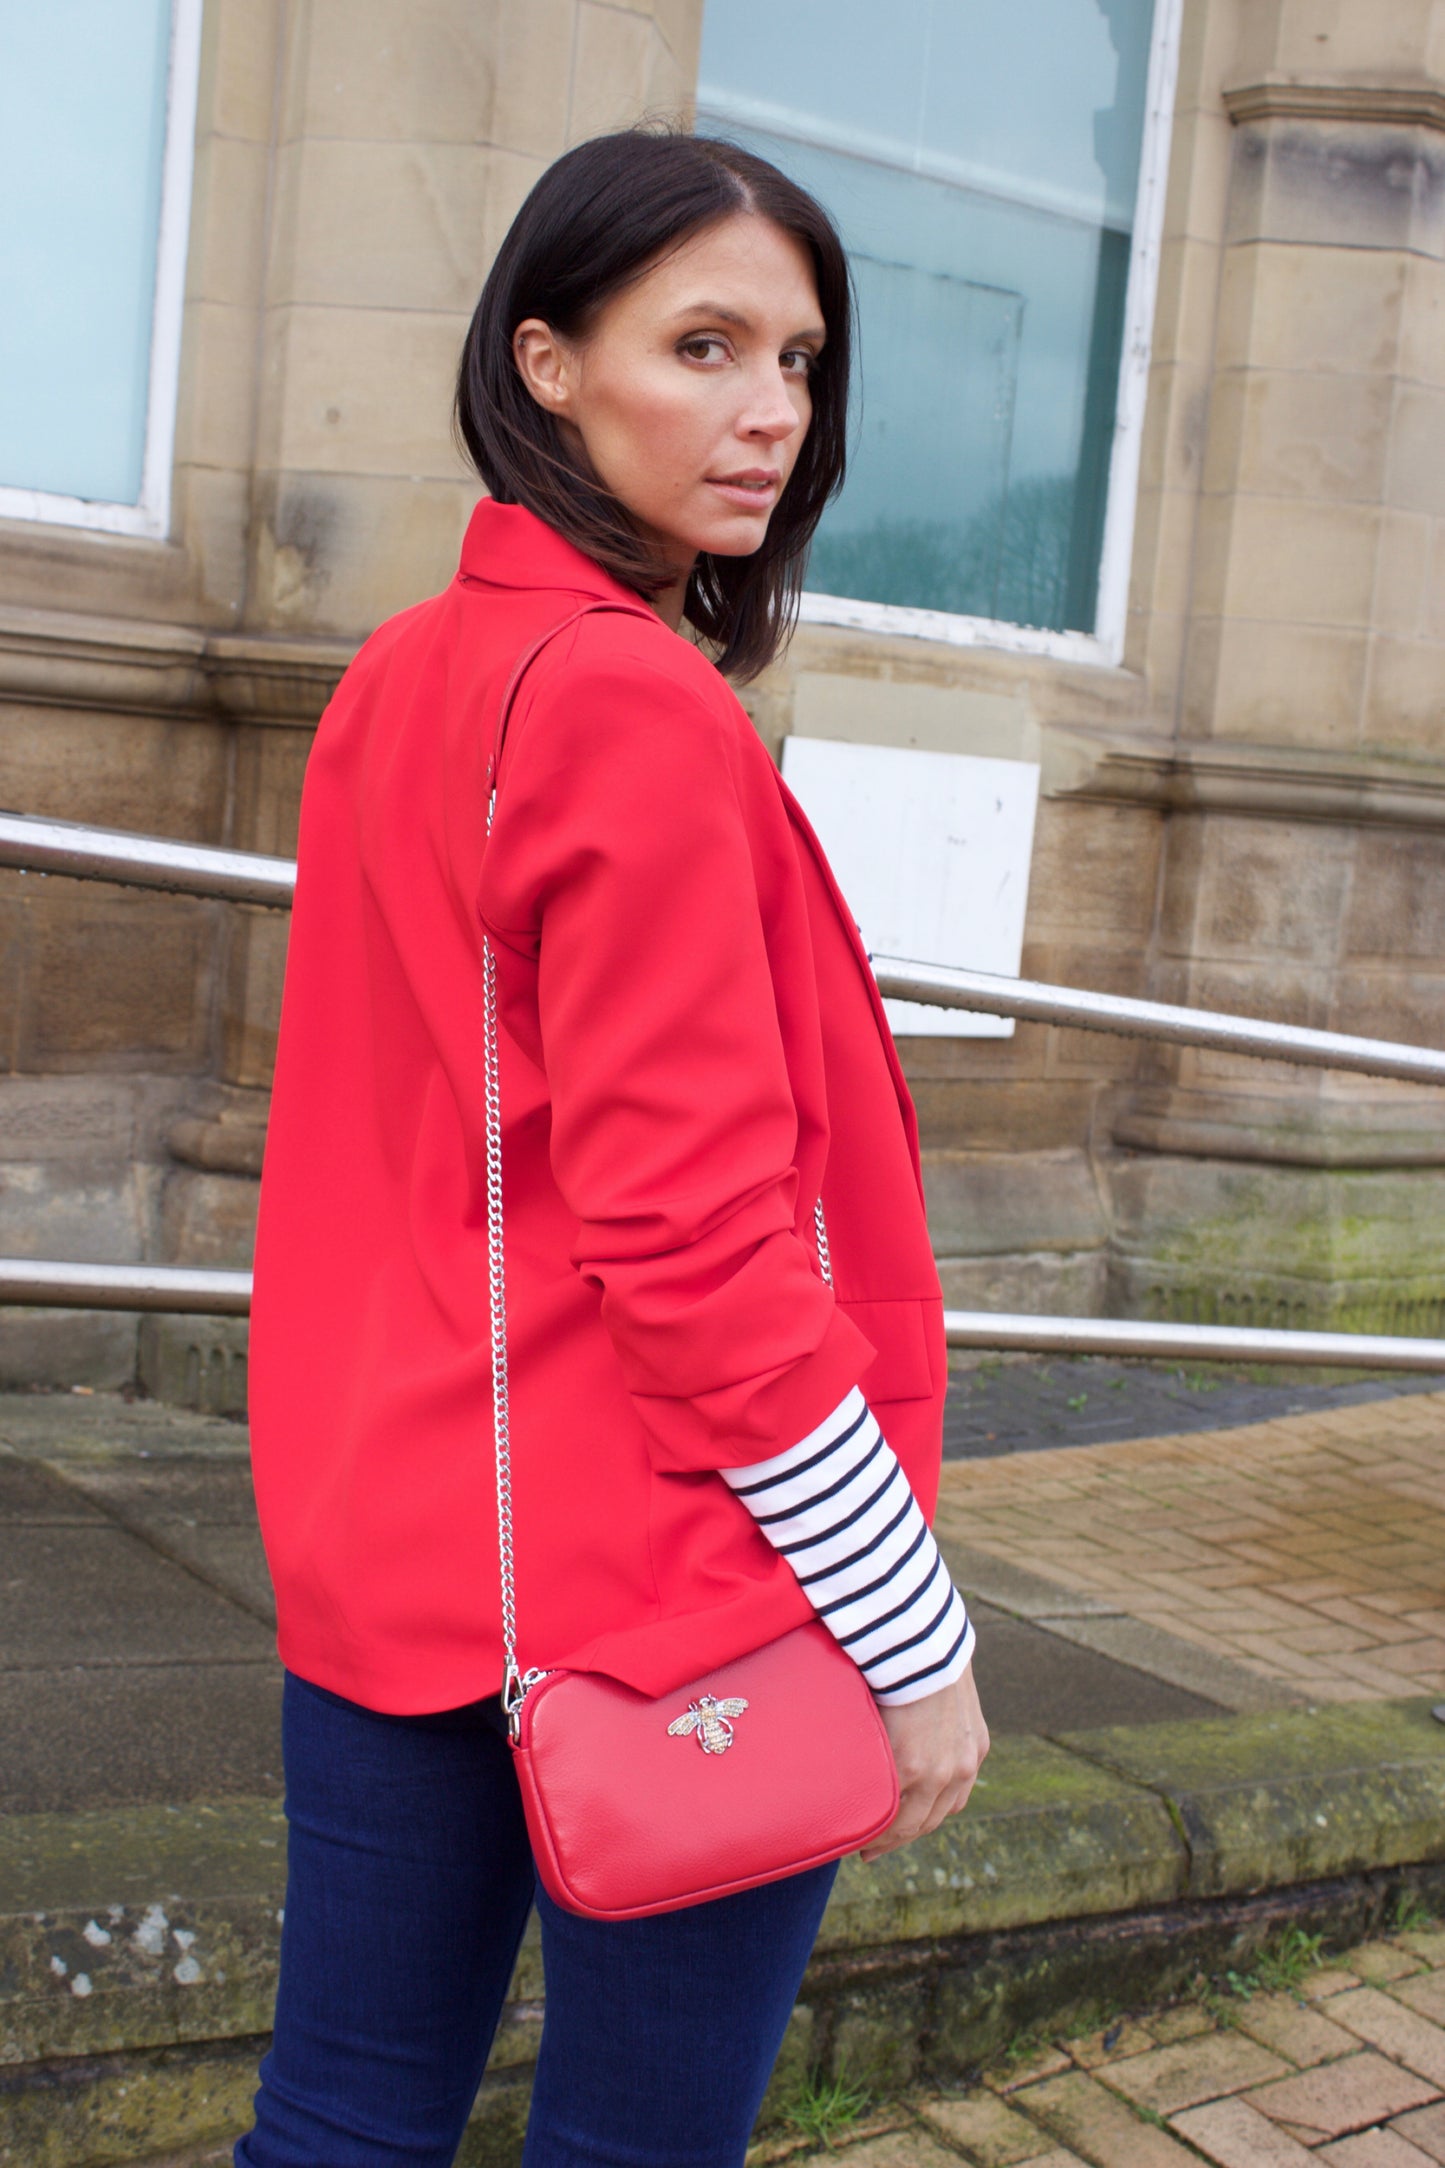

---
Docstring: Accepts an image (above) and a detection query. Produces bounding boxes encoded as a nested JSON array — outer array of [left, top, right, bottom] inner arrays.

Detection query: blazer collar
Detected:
[[457, 498, 642, 604]]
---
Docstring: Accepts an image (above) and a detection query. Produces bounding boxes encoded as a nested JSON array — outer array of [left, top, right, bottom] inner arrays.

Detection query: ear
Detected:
[[513, 318, 574, 415]]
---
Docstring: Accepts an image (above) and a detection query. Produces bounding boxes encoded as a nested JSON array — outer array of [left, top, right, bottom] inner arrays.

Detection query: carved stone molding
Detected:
[[1052, 732, 1445, 834], [1112, 1085, 1445, 1170], [166, 1082, 271, 1179], [205, 634, 353, 724], [1223, 73, 1445, 134], [0, 604, 354, 726], [7, 604, 1445, 836]]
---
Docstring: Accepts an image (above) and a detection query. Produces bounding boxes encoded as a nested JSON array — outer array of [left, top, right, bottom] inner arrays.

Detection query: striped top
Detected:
[[723, 1388, 974, 1706]]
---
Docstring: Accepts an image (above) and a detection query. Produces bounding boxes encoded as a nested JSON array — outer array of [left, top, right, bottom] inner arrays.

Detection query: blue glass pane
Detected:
[[698, 0, 1156, 632], [0, 0, 173, 505]]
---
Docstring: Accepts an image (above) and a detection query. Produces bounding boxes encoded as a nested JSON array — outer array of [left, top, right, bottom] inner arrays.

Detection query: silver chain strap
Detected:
[[482, 786, 545, 1734], [484, 791, 835, 1733], [813, 1197, 833, 1288]]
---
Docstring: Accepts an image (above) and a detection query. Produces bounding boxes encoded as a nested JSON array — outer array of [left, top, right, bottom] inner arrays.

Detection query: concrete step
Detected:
[[7, 1701, 1445, 2164]]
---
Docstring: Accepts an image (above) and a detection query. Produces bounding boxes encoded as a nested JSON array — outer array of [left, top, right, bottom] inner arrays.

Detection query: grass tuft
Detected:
[[1219, 1926, 1325, 2006], [1392, 1889, 1438, 1935], [780, 2068, 872, 2149]]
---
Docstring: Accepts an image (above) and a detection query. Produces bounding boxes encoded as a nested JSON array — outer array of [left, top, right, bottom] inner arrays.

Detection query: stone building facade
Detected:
[[1, 0, 1443, 1411]]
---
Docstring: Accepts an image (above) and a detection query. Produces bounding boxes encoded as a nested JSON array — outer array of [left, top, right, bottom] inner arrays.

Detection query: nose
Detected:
[[738, 361, 804, 443]]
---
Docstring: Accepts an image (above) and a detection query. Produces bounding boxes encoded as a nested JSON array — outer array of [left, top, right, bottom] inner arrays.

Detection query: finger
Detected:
[[873, 1772, 976, 1856], [860, 1783, 945, 1861], [858, 1809, 923, 1862], [860, 1746, 993, 1858], [915, 1790, 962, 1843], [943, 1770, 981, 1817]]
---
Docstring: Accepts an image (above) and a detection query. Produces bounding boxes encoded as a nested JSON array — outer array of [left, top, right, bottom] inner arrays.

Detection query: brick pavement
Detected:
[[933, 1389, 1445, 1705], [770, 1926, 1445, 2166]]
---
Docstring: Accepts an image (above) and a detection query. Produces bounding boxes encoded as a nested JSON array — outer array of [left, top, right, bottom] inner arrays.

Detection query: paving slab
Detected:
[[1330, 1988, 1445, 2088], [963, 1599, 1222, 1733], [0, 1387, 1235, 1830], [1013, 2068, 1203, 2162], [1355, 1944, 1432, 1983], [1393, 2104, 1445, 2161], [0, 1664, 283, 1815], [937, 1387, 1445, 1708], [772, 1927, 1445, 2168], [944, 1356, 1445, 1459], [798, 2135, 957, 2167], [1098, 2031, 1289, 2113], [948, 1545, 1301, 1716], [48, 1458, 276, 1624], [0, 1455, 110, 1520], [1232, 1990, 1361, 2067], [1395, 1976, 1445, 2027], [1241, 2055, 1441, 2143], [0, 1390, 248, 1462], [0, 1526, 271, 1667], [1319, 2133, 1442, 2166], [1169, 2095, 1318, 2164], [0, 1402, 280, 1818], [918, 2089, 1073, 2161]]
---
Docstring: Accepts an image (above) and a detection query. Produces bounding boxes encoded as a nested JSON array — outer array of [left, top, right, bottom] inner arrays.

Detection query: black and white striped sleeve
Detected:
[[722, 1387, 975, 1706]]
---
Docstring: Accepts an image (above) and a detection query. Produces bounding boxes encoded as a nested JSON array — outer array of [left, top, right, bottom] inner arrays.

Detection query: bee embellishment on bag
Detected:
[[667, 1693, 749, 1755]]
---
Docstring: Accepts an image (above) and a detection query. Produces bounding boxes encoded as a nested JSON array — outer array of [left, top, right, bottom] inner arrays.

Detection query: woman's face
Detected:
[[514, 213, 824, 608]]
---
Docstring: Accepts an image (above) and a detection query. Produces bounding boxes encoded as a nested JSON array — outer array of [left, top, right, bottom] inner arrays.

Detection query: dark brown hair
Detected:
[[454, 129, 852, 680]]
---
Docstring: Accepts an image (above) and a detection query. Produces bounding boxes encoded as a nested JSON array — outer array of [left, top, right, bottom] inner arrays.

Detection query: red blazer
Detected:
[[249, 501, 946, 1712]]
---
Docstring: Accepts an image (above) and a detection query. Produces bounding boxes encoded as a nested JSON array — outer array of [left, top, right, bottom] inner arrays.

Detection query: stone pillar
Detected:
[[143, 0, 704, 1405], [1109, 0, 1445, 1332]]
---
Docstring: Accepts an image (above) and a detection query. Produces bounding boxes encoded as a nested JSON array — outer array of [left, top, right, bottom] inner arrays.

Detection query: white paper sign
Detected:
[[780, 736, 1040, 1037]]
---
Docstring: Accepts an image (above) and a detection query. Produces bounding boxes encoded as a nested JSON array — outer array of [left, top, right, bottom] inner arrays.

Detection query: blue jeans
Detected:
[[236, 1672, 838, 2167]]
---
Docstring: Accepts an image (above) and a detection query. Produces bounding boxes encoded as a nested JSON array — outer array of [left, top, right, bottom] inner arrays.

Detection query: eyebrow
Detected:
[[670, 301, 826, 345]]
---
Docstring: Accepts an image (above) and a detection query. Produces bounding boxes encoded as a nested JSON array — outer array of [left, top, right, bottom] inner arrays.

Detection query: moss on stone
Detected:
[[1111, 1158, 1445, 1333], [0, 2040, 261, 2168], [818, 1734, 1185, 1953], [1060, 1697, 1445, 1899], [0, 1800, 289, 2069], [8, 1707, 1445, 2160]]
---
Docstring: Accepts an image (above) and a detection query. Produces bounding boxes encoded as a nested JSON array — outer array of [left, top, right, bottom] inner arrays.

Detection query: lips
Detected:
[[706, 471, 782, 508]]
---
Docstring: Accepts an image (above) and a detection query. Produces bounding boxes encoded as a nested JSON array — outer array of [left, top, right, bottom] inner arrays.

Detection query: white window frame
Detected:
[[702, 0, 1183, 669], [0, 0, 203, 541]]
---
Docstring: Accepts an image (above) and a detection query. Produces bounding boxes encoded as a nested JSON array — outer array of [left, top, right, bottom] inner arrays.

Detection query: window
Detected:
[[697, 0, 1181, 661], [0, 0, 202, 538]]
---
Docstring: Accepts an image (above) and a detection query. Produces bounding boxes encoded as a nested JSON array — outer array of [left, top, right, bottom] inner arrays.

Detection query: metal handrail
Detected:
[[0, 1260, 251, 1316], [4, 809, 1445, 1372], [1, 1259, 1441, 1374], [3, 809, 1443, 1083], [943, 1311, 1445, 1372], [871, 956, 1445, 1089], [0, 809, 296, 907]]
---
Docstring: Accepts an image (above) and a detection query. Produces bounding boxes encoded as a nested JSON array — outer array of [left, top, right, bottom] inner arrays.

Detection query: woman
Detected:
[[242, 128, 988, 2168]]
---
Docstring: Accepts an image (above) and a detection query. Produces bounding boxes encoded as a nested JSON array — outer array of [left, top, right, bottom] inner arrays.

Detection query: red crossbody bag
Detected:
[[481, 609, 899, 1920]]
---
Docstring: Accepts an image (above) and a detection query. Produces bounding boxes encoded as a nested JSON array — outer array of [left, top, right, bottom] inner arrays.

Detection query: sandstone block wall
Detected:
[[2, 0, 1444, 1406]]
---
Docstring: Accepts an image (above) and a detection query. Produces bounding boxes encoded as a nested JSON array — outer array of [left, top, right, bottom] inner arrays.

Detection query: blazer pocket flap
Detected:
[[837, 1298, 934, 1405]]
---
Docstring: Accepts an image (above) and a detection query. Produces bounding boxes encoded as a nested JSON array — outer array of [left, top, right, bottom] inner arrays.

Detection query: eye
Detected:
[[781, 348, 817, 379], [678, 334, 731, 365]]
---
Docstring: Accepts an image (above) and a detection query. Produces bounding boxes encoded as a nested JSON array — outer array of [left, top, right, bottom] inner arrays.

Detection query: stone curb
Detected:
[[1057, 1697, 1445, 1901], [5, 1700, 1445, 2163], [7, 1700, 1445, 2066]]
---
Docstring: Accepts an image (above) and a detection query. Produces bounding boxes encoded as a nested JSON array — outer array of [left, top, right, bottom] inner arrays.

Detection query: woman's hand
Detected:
[[859, 1662, 989, 1863]]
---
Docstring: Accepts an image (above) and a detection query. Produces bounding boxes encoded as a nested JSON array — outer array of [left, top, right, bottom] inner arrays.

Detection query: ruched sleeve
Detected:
[[477, 620, 875, 1473]]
